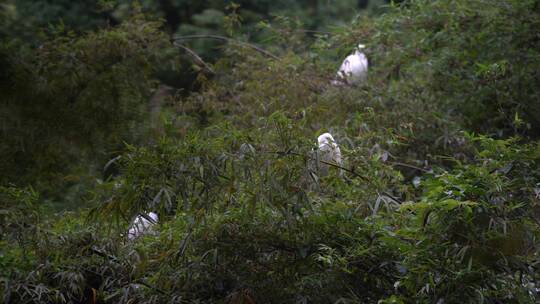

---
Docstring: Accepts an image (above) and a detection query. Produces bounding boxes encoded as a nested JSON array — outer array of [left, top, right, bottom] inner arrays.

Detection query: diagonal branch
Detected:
[[173, 42, 215, 74], [388, 161, 430, 173], [266, 150, 403, 204], [172, 34, 280, 60]]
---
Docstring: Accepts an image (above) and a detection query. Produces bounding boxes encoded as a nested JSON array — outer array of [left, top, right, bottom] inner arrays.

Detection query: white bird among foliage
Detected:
[[332, 44, 368, 85], [127, 212, 158, 240], [317, 133, 342, 175]]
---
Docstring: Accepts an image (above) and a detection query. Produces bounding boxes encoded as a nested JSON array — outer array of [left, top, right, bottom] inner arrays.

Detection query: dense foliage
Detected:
[[1, 0, 540, 303], [0, 9, 174, 202]]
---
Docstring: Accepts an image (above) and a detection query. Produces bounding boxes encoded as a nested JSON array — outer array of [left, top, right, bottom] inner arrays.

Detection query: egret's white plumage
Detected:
[[317, 133, 342, 175], [127, 212, 158, 240], [332, 44, 368, 85]]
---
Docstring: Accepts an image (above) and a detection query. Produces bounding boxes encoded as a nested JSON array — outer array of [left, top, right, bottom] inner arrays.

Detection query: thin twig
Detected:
[[132, 280, 170, 296], [389, 161, 430, 173], [173, 42, 215, 74], [318, 159, 403, 204], [266, 150, 403, 204], [172, 34, 280, 60], [90, 245, 120, 263], [295, 29, 332, 35]]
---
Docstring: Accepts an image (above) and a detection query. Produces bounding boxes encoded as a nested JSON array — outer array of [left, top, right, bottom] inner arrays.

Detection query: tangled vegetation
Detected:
[[1, 0, 540, 303]]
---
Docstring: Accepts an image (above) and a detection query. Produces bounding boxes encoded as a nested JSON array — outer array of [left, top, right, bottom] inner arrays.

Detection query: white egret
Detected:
[[317, 132, 342, 175], [332, 44, 368, 85], [127, 212, 158, 240]]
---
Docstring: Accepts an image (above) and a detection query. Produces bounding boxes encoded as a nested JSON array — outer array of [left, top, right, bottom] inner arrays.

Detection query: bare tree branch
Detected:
[[173, 42, 215, 74], [172, 34, 280, 60]]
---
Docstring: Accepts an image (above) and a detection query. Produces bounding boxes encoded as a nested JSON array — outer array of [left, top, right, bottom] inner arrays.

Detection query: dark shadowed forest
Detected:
[[1, 0, 540, 303]]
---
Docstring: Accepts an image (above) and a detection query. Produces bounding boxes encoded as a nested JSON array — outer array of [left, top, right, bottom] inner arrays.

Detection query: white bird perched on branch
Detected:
[[127, 212, 158, 240], [332, 44, 368, 85], [317, 133, 342, 175]]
